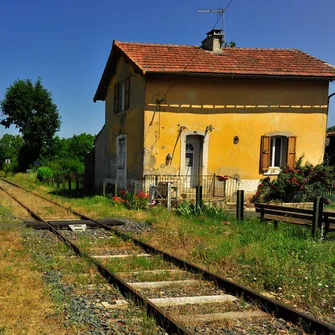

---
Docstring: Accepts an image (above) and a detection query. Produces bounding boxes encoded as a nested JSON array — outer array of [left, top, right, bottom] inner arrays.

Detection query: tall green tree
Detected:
[[0, 134, 23, 171], [0, 134, 23, 161], [1, 78, 61, 169]]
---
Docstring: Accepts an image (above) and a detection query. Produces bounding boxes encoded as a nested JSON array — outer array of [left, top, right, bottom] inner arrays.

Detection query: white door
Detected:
[[185, 136, 200, 187], [116, 136, 127, 189]]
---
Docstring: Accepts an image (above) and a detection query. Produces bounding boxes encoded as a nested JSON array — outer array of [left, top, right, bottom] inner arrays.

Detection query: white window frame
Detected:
[[270, 136, 284, 168]]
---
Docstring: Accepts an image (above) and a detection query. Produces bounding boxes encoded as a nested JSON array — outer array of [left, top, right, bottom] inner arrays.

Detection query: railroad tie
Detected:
[[91, 253, 151, 259], [149, 294, 237, 307], [118, 269, 184, 276], [175, 311, 270, 324], [128, 279, 200, 289]]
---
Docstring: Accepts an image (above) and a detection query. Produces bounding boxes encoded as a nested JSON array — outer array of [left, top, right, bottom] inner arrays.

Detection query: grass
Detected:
[[3, 172, 335, 325], [0, 207, 67, 335]]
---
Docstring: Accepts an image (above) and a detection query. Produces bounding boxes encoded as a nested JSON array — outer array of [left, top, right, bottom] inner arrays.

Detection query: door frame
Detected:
[[180, 130, 209, 176], [116, 134, 127, 189]]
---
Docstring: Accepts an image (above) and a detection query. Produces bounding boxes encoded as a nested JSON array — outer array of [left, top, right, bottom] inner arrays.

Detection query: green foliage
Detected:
[[0, 78, 61, 170], [2, 157, 19, 174], [39, 133, 94, 180], [327, 125, 335, 132], [111, 190, 149, 210], [253, 156, 335, 203], [41, 133, 95, 163], [177, 201, 228, 219], [47, 158, 84, 179], [37, 167, 53, 183], [223, 41, 236, 48], [0, 134, 23, 164]]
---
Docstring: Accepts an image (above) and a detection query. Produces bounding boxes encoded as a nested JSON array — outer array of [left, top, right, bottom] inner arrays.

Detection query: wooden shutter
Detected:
[[124, 76, 130, 110], [287, 136, 297, 168], [260, 136, 270, 171], [114, 83, 119, 113]]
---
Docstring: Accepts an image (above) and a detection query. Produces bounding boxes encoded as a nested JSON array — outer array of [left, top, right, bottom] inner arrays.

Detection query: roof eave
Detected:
[[93, 42, 145, 102], [146, 71, 335, 81]]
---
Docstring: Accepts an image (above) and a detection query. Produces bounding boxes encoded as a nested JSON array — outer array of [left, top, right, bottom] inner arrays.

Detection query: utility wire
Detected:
[[212, 13, 223, 30], [162, 47, 202, 101], [224, 0, 234, 12]]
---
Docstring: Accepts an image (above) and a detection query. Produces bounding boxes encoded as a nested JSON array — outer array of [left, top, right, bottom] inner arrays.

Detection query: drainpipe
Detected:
[[329, 92, 335, 106], [327, 92, 335, 130], [325, 92, 335, 162]]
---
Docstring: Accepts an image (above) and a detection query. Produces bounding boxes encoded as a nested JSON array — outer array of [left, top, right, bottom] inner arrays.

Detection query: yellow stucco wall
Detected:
[[144, 75, 329, 180], [105, 56, 145, 181]]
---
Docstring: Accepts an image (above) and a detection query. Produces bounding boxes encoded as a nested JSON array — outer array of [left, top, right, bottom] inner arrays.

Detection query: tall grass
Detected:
[[4, 173, 335, 324]]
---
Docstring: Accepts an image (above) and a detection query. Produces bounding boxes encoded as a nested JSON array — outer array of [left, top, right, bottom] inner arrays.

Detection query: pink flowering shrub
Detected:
[[252, 156, 335, 203]]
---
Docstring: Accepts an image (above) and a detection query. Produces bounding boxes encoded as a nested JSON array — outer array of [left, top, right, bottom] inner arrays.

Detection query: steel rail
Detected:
[[1, 178, 335, 334], [0, 181, 191, 335]]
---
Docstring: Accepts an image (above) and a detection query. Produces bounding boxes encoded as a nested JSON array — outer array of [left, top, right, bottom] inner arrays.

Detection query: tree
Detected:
[[223, 41, 236, 48], [327, 125, 335, 133], [67, 133, 95, 160], [1, 78, 61, 169], [0, 134, 23, 172], [0, 134, 23, 161]]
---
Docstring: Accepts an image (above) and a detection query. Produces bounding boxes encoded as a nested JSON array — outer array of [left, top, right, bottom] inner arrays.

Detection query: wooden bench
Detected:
[[254, 203, 335, 237]]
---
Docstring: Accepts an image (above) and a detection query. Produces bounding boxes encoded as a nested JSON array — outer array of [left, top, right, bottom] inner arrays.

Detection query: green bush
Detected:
[[177, 201, 228, 219], [253, 157, 335, 203], [37, 167, 53, 183]]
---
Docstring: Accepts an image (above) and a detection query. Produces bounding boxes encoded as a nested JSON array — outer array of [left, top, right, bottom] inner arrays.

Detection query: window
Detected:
[[260, 135, 296, 172], [114, 76, 130, 113]]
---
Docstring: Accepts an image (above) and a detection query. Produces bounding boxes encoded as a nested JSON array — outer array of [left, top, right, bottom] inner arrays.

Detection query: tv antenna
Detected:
[[197, 9, 225, 32]]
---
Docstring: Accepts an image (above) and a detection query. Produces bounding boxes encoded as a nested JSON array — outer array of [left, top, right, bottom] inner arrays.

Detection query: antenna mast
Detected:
[[197, 9, 225, 32]]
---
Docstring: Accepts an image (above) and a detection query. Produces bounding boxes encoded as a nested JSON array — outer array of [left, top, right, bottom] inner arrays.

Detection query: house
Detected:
[[91, 29, 335, 200]]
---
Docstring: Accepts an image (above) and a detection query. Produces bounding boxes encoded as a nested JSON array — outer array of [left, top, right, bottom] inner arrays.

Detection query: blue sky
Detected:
[[1, 0, 334, 139]]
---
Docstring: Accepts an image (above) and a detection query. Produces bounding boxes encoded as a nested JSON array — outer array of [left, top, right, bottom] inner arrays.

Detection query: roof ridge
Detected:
[[221, 47, 297, 51], [115, 40, 199, 48], [115, 41, 301, 51]]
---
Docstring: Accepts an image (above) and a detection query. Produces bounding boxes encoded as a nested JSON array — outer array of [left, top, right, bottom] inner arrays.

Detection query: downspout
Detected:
[[327, 91, 335, 129], [325, 91, 335, 162], [329, 92, 335, 106]]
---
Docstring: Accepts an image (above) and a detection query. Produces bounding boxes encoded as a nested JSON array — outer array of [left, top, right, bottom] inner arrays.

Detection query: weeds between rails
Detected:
[[1, 177, 335, 334]]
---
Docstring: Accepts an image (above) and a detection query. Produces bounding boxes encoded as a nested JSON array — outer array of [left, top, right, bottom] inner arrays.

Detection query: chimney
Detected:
[[201, 29, 224, 52]]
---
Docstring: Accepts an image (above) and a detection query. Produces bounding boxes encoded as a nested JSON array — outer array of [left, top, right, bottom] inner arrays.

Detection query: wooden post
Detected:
[[196, 186, 203, 208], [68, 178, 72, 191], [312, 197, 323, 239], [324, 212, 330, 239], [132, 182, 137, 196], [102, 181, 106, 196], [56, 175, 60, 189], [274, 220, 278, 230], [149, 185, 155, 208], [62, 177, 65, 190], [236, 190, 244, 221], [260, 207, 265, 222], [167, 182, 171, 211], [213, 174, 216, 198]]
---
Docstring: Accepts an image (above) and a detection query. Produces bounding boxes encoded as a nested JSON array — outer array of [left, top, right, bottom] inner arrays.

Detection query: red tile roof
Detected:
[[94, 41, 335, 101], [116, 41, 335, 77]]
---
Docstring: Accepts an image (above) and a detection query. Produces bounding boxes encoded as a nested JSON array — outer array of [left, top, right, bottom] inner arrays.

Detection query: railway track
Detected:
[[0, 177, 334, 335]]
